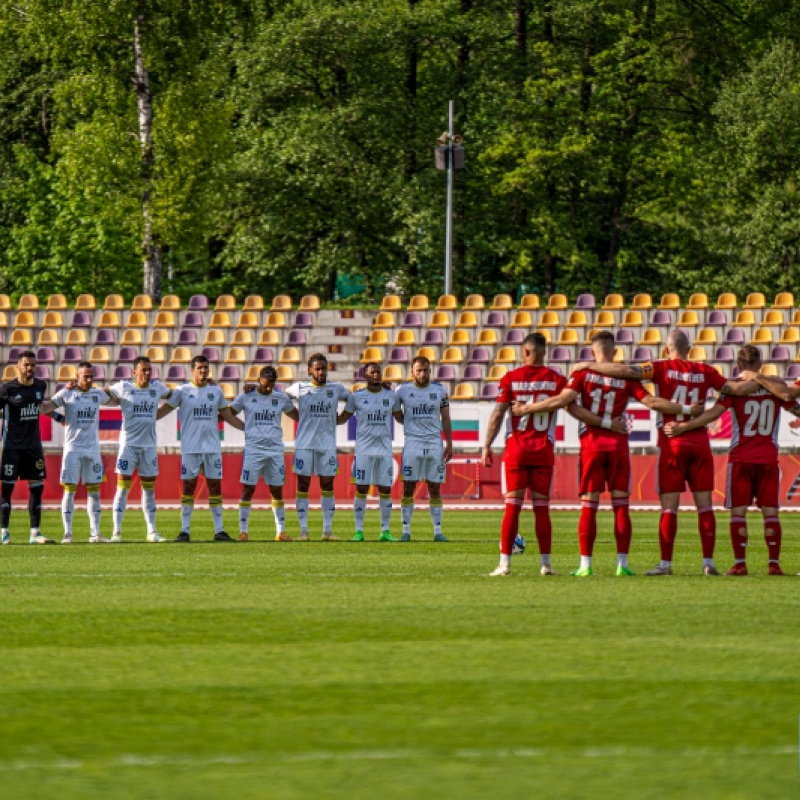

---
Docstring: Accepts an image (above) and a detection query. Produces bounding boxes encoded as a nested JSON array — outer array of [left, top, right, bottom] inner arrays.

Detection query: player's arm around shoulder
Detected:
[[337, 388, 358, 425], [157, 386, 180, 419], [512, 387, 577, 417], [664, 403, 726, 437]]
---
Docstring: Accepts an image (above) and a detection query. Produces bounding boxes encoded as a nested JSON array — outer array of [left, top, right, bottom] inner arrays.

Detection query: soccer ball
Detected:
[[499, 535, 526, 555]]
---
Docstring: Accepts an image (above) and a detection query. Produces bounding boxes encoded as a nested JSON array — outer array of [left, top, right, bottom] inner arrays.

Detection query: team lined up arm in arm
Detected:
[[740, 370, 800, 402], [509, 387, 625, 433], [218, 406, 244, 432]]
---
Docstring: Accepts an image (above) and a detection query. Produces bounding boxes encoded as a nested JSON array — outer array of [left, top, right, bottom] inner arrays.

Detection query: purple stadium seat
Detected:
[[36, 347, 55, 364], [118, 346, 137, 363], [615, 329, 634, 345], [462, 365, 483, 381], [113, 365, 133, 381], [150, 365, 161, 380], [730, 365, 741, 380], [706, 310, 728, 326], [274, 383, 287, 392], [786, 364, 800, 381], [484, 311, 506, 328], [63, 347, 83, 363], [575, 293, 596, 310], [423, 330, 444, 347], [202, 347, 220, 363], [182, 313, 204, 328], [293, 312, 314, 329], [353, 365, 365, 380], [287, 330, 307, 346], [770, 346, 791, 363], [389, 347, 410, 363], [468, 347, 492, 364], [188, 295, 209, 311], [632, 346, 653, 362], [253, 347, 275, 363], [549, 365, 564, 375], [724, 329, 745, 345], [35, 366, 51, 381], [480, 383, 499, 400], [504, 329, 525, 345], [95, 329, 115, 345], [177, 329, 198, 346], [549, 346, 571, 363], [714, 346, 734, 362], [650, 310, 672, 326], [577, 347, 594, 361], [93, 365, 106, 381], [72, 311, 92, 327], [434, 365, 457, 383], [401, 312, 424, 328], [166, 365, 187, 382], [220, 366, 241, 382]]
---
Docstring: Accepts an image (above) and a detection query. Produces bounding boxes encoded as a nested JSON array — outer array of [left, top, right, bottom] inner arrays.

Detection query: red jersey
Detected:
[[642, 359, 727, 447], [497, 365, 567, 459], [566, 369, 649, 452], [719, 388, 794, 464]]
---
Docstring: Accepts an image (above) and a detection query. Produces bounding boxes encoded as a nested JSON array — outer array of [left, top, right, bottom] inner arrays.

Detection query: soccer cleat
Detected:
[[351, 531, 365, 542], [540, 564, 557, 576], [89, 535, 110, 544], [174, 531, 191, 543], [1, 531, 9, 545], [725, 562, 748, 576], [768, 562, 784, 576], [110, 533, 122, 543], [489, 565, 511, 577], [433, 532, 448, 542], [571, 566, 593, 577], [29, 534, 55, 545], [274, 532, 293, 542], [147, 532, 166, 543], [320, 531, 339, 541], [645, 564, 673, 576], [378, 531, 396, 542], [399, 532, 411, 542], [616, 565, 636, 576], [61, 533, 73, 544], [238, 532, 249, 542], [214, 531, 234, 542], [703, 565, 720, 576], [298, 530, 310, 541]]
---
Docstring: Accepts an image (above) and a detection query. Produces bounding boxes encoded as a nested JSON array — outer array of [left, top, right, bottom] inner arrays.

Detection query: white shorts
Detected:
[[116, 445, 159, 478], [61, 450, 105, 486], [402, 440, 446, 484], [241, 450, 286, 486], [293, 449, 338, 477], [181, 452, 223, 481], [351, 454, 395, 487]]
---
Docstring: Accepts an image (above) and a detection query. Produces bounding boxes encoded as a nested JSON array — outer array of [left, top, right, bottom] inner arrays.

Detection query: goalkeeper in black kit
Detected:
[[0, 350, 63, 544]]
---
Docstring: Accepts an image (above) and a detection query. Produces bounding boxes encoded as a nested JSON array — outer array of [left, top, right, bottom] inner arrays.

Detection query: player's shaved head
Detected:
[[666, 329, 690, 356], [523, 332, 547, 352], [737, 345, 762, 370], [590, 330, 615, 354]]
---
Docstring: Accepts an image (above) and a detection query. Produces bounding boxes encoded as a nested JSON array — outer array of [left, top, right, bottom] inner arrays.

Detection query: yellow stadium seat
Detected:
[[42, 311, 64, 328], [231, 330, 253, 347], [710, 363, 727, 377], [565, 311, 588, 328], [510, 312, 534, 329], [494, 347, 518, 364], [751, 328, 772, 345], [379, 295, 402, 312], [98, 311, 121, 328], [621, 311, 644, 328], [209, 312, 232, 328], [159, 294, 181, 311], [236, 312, 260, 329], [103, 294, 125, 310], [37, 329, 61, 347], [732, 310, 756, 327], [258, 330, 281, 346], [270, 295, 292, 311], [476, 329, 499, 346], [447, 329, 472, 347], [382, 366, 404, 382], [441, 347, 464, 365], [455, 311, 479, 328], [763, 310, 784, 326], [367, 330, 390, 346], [773, 292, 794, 309], [350, 382, 366, 391], [57, 366, 76, 382], [688, 346, 707, 362], [583, 328, 601, 345], [215, 294, 236, 311], [518, 294, 540, 311], [487, 365, 508, 382], [0, 312, 7, 328], [219, 383, 237, 401], [687, 293, 709, 311], [148, 330, 171, 346], [10, 330, 32, 346], [299, 295, 320, 312], [203, 330, 227, 347], [18, 294, 39, 310], [121, 329, 143, 346], [743, 292, 766, 310], [170, 347, 192, 364], [557, 329, 581, 346], [46, 294, 67, 311], [145, 347, 166, 364], [243, 295, 264, 311], [373, 312, 396, 328], [613, 348, 625, 363], [408, 294, 429, 311], [534, 329, 553, 344], [0, 295, 9, 310], [13, 311, 36, 328], [677, 310, 700, 327], [126, 311, 148, 328], [602, 294, 624, 311], [695, 329, 717, 346], [415, 347, 438, 363], [153, 311, 177, 328], [427, 312, 450, 328], [360, 347, 384, 364], [463, 294, 485, 311], [451, 383, 475, 401], [639, 329, 661, 345], [265, 312, 287, 328], [276, 366, 295, 382], [131, 295, 153, 311], [393, 330, 416, 346], [546, 294, 568, 311], [715, 292, 738, 310], [760, 364, 779, 377], [225, 348, 248, 364], [594, 311, 616, 327], [245, 366, 262, 383], [66, 329, 87, 346], [89, 346, 111, 363], [279, 347, 301, 364], [659, 293, 681, 310], [779, 327, 800, 344], [490, 294, 513, 311], [631, 294, 652, 311], [436, 294, 458, 311]]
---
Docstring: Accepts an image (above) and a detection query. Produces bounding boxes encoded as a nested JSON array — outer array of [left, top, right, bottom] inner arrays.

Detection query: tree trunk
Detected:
[[134, 15, 162, 301]]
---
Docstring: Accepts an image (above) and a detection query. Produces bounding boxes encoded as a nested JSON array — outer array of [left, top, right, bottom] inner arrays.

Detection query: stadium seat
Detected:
[[423, 330, 444, 348], [574, 293, 596, 311], [546, 294, 568, 312], [253, 347, 275, 363], [760, 364, 779, 377], [534, 329, 553, 344], [226, 347, 248, 364], [37, 329, 60, 347], [613, 348, 625, 363], [447, 329, 471, 347], [265, 312, 288, 328], [242, 295, 264, 312], [688, 346, 707, 362], [46, 294, 67, 311], [393, 330, 416, 346], [677, 310, 700, 328], [706, 310, 728, 327], [36, 346, 55, 364], [476, 329, 499, 346], [455, 311, 479, 328], [462, 365, 483, 381], [583, 328, 601, 345], [615, 329, 634, 348], [34, 365, 52, 382], [177, 330, 198, 347], [632, 346, 653, 362], [715, 292, 738, 310], [94, 329, 115, 346], [786, 364, 800, 380], [484, 311, 507, 328], [408, 294, 430, 311], [9, 330, 32, 346], [751, 328, 772, 345], [732, 310, 756, 328], [379, 295, 402, 312], [0, 295, 9, 311], [451, 383, 475, 401], [687, 293, 709, 311], [435, 294, 458, 311], [392, 311, 420, 330], [98, 311, 121, 328], [244, 365, 262, 383], [659, 293, 681, 310], [215, 295, 236, 311], [490, 294, 513, 311], [494, 347, 518, 364], [209, 312, 232, 329], [188, 295, 209, 311], [631, 294, 652, 311], [650, 310, 672, 327], [620, 311, 644, 328], [518, 294, 540, 311], [126, 311, 148, 328], [89, 346, 111, 363], [550, 346, 571, 364], [276, 366, 295, 382], [202, 347, 220, 364], [360, 347, 384, 364], [389, 347, 410, 364], [724, 329, 745, 345], [62, 346, 84, 363], [769, 346, 791, 363], [0, 312, 7, 328], [695, 329, 717, 346], [382, 366, 404, 382], [593, 311, 616, 327], [427, 312, 450, 328], [154, 311, 177, 328], [468, 347, 492, 365], [218, 382, 236, 401], [480, 383, 499, 400], [602, 294, 625, 311], [18, 294, 40, 311], [1, 365, 17, 381], [202, 329, 227, 347], [237, 312, 260, 329], [131, 295, 153, 311], [102, 294, 125, 311], [286, 330, 307, 346], [229, 330, 252, 347], [510, 311, 533, 329], [367, 330, 390, 346], [13, 311, 36, 328], [743, 293, 766, 310], [159, 294, 181, 311], [298, 295, 320, 312], [762, 310, 784, 327], [434, 364, 456, 383], [504, 329, 524, 345], [464, 294, 485, 311], [436, 347, 462, 365], [121, 330, 143, 347], [566, 311, 589, 329], [373, 312, 396, 328], [773, 292, 794, 310], [166, 365, 187, 382], [779, 327, 800, 344], [117, 347, 138, 364], [486, 365, 508, 382], [258, 330, 281, 346], [416, 346, 437, 363], [270, 295, 292, 312], [291, 312, 313, 329], [42, 311, 64, 328], [145, 347, 166, 364], [65, 329, 88, 346], [170, 347, 192, 364], [556, 329, 580, 347], [57, 365, 76, 382]]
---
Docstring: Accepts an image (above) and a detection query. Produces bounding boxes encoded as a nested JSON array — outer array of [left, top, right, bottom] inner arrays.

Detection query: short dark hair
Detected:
[[363, 361, 381, 373], [590, 330, 615, 347], [307, 353, 327, 369], [260, 365, 278, 381], [522, 332, 547, 350], [412, 355, 430, 368], [77, 361, 93, 371], [17, 350, 36, 362], [737, 345, 762, 368], [133, 356, 151, 369], [191, 355, 209, 368]]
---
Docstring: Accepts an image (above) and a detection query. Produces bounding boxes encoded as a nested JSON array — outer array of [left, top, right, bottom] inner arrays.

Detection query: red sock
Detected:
[[659, 509, 678, 561], [578, 499, 598, 557], [729, 515, 747, 561], [533, 499, 552, 555], [500, 498, 523, 555], [612, 497, 632, 554], [698, 506, 716, 559], [764, 515, 781, 562]]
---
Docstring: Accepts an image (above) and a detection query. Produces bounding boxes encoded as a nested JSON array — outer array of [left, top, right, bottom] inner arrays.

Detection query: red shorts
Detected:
[[579, 449, 631, 496], [656, 444, 715, 494], [725, 462, 780, 509], [503, 439, 554, 496]]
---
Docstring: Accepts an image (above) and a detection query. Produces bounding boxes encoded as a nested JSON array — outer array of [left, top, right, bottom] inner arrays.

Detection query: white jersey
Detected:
[[110, 380, 171, 449], [395, 382, 449, 441], [285, 381, 349, 451], [51, 387, 111, 451], [166, 383, 228, 454], [232, 389, 294, 454], [345, 387, 399, 457]]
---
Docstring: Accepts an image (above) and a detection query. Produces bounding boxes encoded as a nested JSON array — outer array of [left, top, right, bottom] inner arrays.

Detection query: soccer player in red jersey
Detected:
[[573, 329, 756, 576], [482, 332, 617, 577], [511, 331, 699, 576], [669, 346, 800, 575]]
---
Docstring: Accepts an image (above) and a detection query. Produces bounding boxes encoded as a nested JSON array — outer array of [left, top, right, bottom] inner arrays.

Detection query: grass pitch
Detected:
[[1, 508, 799, 799]]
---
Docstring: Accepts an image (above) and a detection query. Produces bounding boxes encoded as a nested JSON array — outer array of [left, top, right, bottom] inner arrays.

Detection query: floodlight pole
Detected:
[[444, 100, 454, 296]]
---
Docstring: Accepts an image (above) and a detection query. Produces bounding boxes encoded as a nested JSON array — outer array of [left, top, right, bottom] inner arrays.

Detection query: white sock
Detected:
[[541, 553, 551, 566], [660, 560, 672, 569], [209, 500, 223, 534], [87, 492, 101, 538], [272, 500, 286, 534], [181, 500, 194, 532], [112, 486, 128, 534], [379, 493, 392, 531], [500, 553, 511, 567], [141, 486, 157, 534], [321, 492, 335, 532], [702, 557, 714, 568], [29, 527, 39, 537], [580, 555, 592, 569], [1, 528, 8, 537], [61, 491, 75, 536], [239, 502, 251, 533], [353, 493, 367, 531], [429, 501, 443, 535], [617, 553, 629, 568], [401, 500, 414, 535], [296, 493, 309, 532]]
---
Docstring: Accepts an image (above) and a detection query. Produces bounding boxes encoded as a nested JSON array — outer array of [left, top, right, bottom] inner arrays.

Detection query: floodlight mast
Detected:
[[445, 100, 454, 296]]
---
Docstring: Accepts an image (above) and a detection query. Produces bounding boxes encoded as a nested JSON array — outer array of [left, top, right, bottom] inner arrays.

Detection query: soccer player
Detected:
[[666, 345, 800, 576], [337, 362, 403, 541], [483, 332, 616, 577], [106, 356, 172, 542], [511, 330, 701, 576], [286, 353, 350, 541], [395, 355, 453, 542], [573, 329, 757, 575], [0, 350, 62, 544], [44, 362, 112, 543], [157, 355, 244, 542], [230, 365, 298, 541]]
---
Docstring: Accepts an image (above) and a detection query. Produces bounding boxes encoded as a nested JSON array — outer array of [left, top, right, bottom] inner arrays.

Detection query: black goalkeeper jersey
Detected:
[[0, 379, 48, 450]]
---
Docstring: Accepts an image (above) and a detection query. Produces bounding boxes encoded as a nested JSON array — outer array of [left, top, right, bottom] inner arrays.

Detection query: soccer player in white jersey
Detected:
[[157, 355, 244, 542], [105, 355, 172, 542], [285, 353, 350, 540], [43, 362, 112, 543], [337, 362, 403, 541], [395, 355, 453, 542], [230, 365, 298, 541]]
